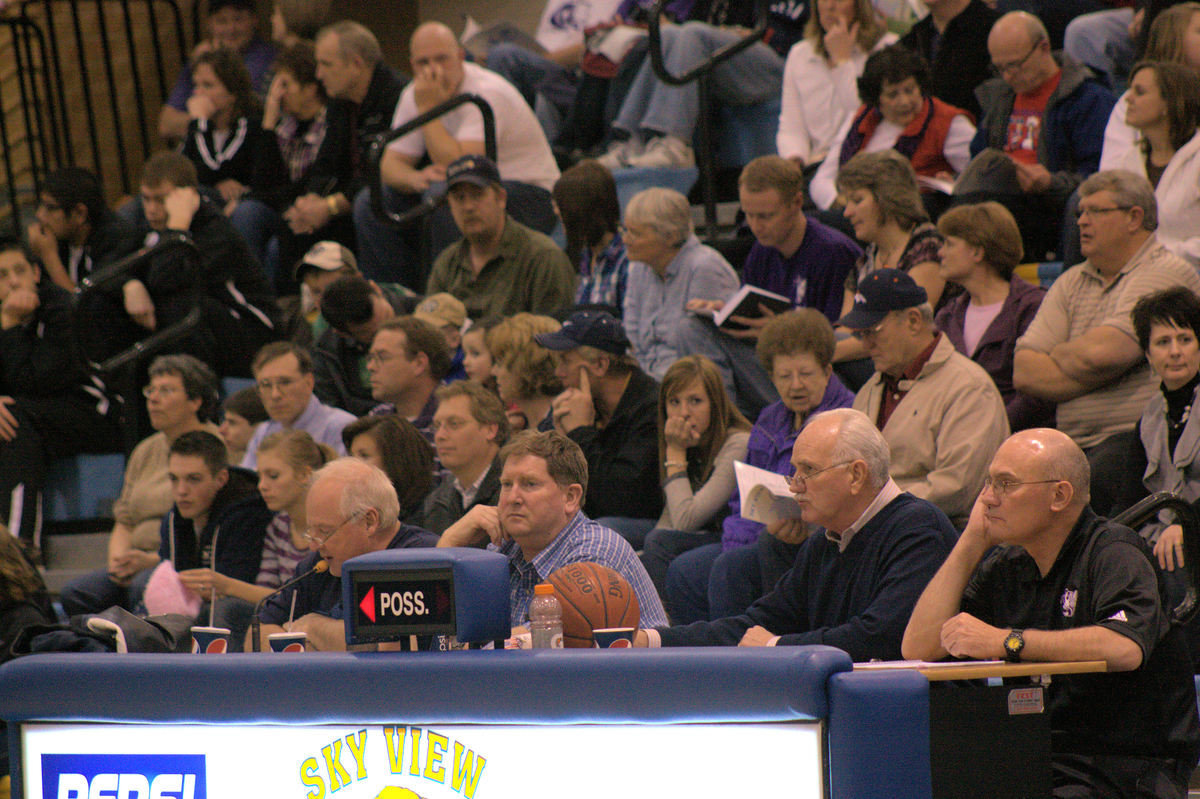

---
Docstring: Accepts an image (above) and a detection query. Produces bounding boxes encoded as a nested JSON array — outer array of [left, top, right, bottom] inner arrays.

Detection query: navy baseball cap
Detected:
[[445, 154, 502, 190], [837, 268, 928, 329], [534, 310, 630, 355]]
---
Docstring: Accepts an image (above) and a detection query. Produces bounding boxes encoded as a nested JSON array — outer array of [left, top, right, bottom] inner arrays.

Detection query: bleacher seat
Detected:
[[715, 97, 780, 169], [612, 166, 700, 212], [44, 453, 126, 522], [220, 376, 256, 397], [1013, 261, 1065, 289]]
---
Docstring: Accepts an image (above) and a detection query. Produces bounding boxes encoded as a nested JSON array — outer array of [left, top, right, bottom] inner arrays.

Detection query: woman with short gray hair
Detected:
[[622, 188, 741, 380]]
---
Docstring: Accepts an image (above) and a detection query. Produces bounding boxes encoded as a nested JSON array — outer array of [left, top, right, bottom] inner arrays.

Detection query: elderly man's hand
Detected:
[[553, 370, 597, 433], [1014, 161, 1052, 194], [939, 612, 1005, 660], [738, 625, 776, 647], [766, 518, 810, 545]]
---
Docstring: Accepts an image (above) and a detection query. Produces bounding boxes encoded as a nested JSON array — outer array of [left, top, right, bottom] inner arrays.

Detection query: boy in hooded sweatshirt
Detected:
[[159, 430, 273, 648]]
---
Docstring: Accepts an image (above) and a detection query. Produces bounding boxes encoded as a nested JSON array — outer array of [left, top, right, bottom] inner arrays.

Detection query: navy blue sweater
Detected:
[[658, 492, 958, 661]]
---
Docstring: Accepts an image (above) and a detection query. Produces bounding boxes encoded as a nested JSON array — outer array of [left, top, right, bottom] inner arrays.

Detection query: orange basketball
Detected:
[[547, 562, 640, 648]]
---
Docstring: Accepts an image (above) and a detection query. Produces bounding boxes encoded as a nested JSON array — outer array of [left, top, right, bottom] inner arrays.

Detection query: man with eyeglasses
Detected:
[[634, 408, 957, 656], [252, 457, 438, 651], [956, 11, 1115, 259], [366, 316, 452, 444], [904, 427, 1200, 798], [1015, 169, 1200, 516], [241, 342, 355, 470], [841, 268, 1009, 528]]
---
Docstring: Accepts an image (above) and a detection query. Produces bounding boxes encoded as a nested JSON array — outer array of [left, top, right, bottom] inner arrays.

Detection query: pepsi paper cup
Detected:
[[268, 631, 308, 653], [190, 626, 230, 654], [593, 627, 636, 648]]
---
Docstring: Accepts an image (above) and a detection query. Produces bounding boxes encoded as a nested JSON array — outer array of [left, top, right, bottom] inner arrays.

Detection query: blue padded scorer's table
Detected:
[[0, 645, 931, 798]]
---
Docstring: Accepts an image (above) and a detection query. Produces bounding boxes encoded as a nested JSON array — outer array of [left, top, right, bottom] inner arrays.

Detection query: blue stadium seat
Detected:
[[612, 166, 700, 211], [44, 453, 126, 522], [221, 376, 256, 398], [715, 97, 781, 168]]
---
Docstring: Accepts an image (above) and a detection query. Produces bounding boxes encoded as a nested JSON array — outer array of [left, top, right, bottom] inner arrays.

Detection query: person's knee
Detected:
[[486, 42, 522, 73]]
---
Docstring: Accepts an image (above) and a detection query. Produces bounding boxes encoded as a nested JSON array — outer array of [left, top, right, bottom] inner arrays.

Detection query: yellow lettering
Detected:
[[408, 727, 422, 776], [300, 757, 325, 799], [424, 731, 448, 783], [321, 739, 351, 792], [451, 742, 486, 798], [345, 729, 368, 781], [384, 726, 406, 774]]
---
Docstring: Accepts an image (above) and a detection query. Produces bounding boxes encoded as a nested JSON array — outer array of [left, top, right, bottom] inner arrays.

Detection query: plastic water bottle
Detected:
[[529, 583, 564, 649]]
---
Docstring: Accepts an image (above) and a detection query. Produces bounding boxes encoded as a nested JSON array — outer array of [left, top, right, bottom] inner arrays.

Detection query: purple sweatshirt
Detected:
[[721, 375, 856, 550], [740, 217, 862, 325]]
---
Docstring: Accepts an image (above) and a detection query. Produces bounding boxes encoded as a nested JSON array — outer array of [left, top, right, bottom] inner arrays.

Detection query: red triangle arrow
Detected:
[[360, 586, 376, 622]]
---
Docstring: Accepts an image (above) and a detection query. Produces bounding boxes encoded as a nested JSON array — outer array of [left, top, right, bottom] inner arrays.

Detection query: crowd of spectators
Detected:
[[10, 2, 1200, 793]]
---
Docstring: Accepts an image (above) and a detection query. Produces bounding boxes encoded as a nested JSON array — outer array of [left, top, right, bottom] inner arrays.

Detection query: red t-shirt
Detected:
[[1004, 70, 1062, 166]]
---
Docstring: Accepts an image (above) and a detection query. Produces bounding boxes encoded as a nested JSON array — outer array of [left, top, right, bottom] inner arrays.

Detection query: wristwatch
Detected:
[[1003, 628, 1025, 663]]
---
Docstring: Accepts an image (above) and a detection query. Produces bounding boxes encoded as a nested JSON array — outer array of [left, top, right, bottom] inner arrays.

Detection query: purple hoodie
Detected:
[[721, 375, 855, 550]]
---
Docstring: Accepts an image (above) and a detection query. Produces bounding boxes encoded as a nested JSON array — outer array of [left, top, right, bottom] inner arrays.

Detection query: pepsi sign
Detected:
[[347, 566, 456, 642], [41, 754, 206, 799]]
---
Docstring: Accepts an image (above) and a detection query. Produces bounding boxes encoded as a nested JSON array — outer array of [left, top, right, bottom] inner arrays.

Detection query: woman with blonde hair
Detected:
[[778, 0, 896, 172], [640, 356, 751, 596], [487, 313, 564, 432]]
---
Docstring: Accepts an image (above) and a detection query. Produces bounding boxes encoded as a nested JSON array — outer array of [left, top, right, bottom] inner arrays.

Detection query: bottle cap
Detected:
[[534, 583, 556, 596]]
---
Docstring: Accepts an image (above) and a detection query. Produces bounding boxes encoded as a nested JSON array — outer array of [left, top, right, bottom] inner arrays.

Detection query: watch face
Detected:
[[1005, 637, 1020, 653]]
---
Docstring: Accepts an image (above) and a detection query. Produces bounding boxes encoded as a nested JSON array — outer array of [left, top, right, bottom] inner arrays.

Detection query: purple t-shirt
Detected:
[[740, 217, 861, 324]]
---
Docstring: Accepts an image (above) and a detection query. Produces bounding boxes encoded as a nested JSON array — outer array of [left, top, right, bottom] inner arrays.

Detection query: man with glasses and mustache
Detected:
[[251, 458, 438, 651], [634, 408, 956, 659], [841, 269, 1008, 528], [241, 342, 355, 470], [955, 11, 1115, 259], [904, 428, 1200, 798], [1015, 170, 1200, 516]]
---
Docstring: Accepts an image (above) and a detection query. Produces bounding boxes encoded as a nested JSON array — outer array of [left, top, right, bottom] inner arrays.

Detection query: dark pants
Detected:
[[0, 395, 123, 545], [710, 530, 801, 619], [640, 527, 721, 601], [1085, 430, 1147, 518], [1053, 753, 1189, 799]]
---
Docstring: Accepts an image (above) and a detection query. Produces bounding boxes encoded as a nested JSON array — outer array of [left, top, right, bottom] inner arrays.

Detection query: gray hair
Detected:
[[313, 457, 400, 531], [823, 408, 891, 491], [319, 20, 382, 67], [148, 353, 219, 422], [624, 187, 692, 247], [1079, 169, 1158, 231]]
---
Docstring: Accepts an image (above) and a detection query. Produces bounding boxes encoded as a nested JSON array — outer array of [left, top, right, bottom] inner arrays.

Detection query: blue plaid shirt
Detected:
[[495, 511, 668, 628]]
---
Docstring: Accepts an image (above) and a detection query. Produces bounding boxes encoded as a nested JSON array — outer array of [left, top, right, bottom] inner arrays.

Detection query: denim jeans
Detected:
[[614, 22, 784, 141]]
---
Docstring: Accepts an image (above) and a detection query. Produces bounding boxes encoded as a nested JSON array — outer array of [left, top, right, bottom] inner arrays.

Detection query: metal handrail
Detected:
[[1113, 492, 1200, 625], [645, 0, 771, 239], [646, 0, 769, 86], [79, 231, 198, 294], [367, 93, 498, 229]]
